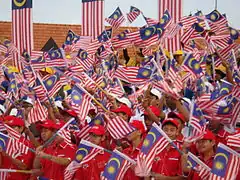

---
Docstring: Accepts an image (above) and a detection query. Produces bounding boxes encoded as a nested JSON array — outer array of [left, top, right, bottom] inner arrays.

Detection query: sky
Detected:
[[0, 0, 239, 28]]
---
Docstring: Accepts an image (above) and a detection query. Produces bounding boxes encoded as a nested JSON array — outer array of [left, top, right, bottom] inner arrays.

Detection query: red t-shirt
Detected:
[[188, 156, 214, 180], [40, 141, 76, 180], [152, 143, 182, 176], [1, 136, 35, 180], [73, 151, 111, 180], [122, 141, 143, 180]]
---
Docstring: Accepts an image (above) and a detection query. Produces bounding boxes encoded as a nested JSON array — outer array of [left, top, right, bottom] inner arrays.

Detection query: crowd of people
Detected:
[[0, 5, 240, 180]]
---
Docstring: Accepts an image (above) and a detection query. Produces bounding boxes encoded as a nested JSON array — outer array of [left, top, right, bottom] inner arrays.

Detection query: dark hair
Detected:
[[162, 122, 178, 129]]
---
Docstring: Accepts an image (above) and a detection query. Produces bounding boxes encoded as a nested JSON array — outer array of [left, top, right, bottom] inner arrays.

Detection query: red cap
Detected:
[[5, 116, 24, 127], [200, 130, 216, 141], [38, 120, 57, 129], [112, 104, 132, 117], [65, 110, 78, 117], [162, 118, 179, 128], [168, 112, 185, 122], [130, 120, 146, 134], [89, 125, 105, 135], [144, 106, 161, 117], [54, 121, 66, 129]]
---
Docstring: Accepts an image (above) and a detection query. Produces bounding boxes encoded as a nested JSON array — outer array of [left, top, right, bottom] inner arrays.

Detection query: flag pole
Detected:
[[0, 169, 32, 174], [215, 0, 218, 10]]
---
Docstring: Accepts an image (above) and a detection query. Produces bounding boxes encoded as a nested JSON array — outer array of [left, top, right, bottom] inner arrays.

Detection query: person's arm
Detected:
[[181, 153, 190, 174], [24, 127, 41, 148], [175, 99, 189, 122], [0, 149, 28, 170], [150, 173, 187, 180], [36, 146, 71, 166], [123, 48, 130, 63], [142, 98, 160, 124]]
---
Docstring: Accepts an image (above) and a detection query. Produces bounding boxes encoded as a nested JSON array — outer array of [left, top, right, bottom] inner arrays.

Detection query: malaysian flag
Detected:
[[105, 7, 125, 29], [182, 53, 203, 77], [106, 116, 135, 140], [101, 149, 135, 180], [12, 0, 33, 72], [137, 123, 169, 175], [227, 132, 240, 148], [42, 73, 63, 98], [27, 99, 48, 124], [112, 30, 131, 48], [209, 143, 240, 180], [64, 139, 104, 180], [82, 0, 104, 38], [127, 6, 141, 23], [205, 10, 229, 35], [187, 152, 211, 179], [143, 15, 159, 26], [70, 85, 92, 123], [158, 0, 183, 52], [189, 102, 207, 138], [76, 49, 95, 71], [0, 132, 29, 156], [47, 48, 66, 67], [113, 66, 153, 85], [77, 113, 105, 140]]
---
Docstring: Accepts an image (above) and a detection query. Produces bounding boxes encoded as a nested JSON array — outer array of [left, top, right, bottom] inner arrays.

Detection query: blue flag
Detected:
[[102, 150, 134, 180], [12, 0, 32, 10], [205, 10, 223, 22], [0, 132, 9, 151]]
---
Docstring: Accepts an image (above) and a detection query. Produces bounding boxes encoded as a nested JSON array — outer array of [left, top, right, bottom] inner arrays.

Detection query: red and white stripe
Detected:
[[127, 11, 140, 23], [105, 16, 125, 29], [82, 0, 104, 38], [12, 6, 33, 72], [27, 99, 48, 124], [180, 16, 198, 29], [158, 0, 183, 52], [107, 116, 135, 140], [227, 133, 240, 148]]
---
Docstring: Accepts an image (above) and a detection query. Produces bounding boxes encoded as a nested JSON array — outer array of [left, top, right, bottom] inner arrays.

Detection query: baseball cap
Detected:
[[38, 120, 57, 129], [130, 120, 145, 134], [144, 106, 161, 117], [173, 50, 183, 56], [162, 118, 179, 128], [199, 130, 216, 141], [65, 110, 78, 117], [5, 116, 24, 127], [150, 88, 162, 99], [112, 104, 132, 117], [89, 125, 105, 136], [168, 112, 185, 122]]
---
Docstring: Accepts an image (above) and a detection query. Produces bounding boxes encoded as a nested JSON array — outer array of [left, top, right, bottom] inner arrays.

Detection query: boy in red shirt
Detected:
[[123, 120, 145, 180], [0, 116, 34, 180], [182, 130, 216, 180], [32, 120, 76, 180], [74, 125, 111, 180], [151, 118, 183, 179]]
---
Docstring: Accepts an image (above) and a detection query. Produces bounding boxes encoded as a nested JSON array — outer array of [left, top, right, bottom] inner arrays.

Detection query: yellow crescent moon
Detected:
[[215, 153, 229, 164], [56, 50, 62, 58], [76, 148, 89, 161], [148, 132, 156, 143], [0, 138, 6, 147], [14, 0, 27, 7], [187, 160, 193, 168], [188, 58, 196, 68], [67, 31, 74, 42], [215, 11, 220, 21], [113, 9, 121, 19], [108, 158, 121, 168], [157, 27, 163, 36], [219, 87, 230, 95]]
